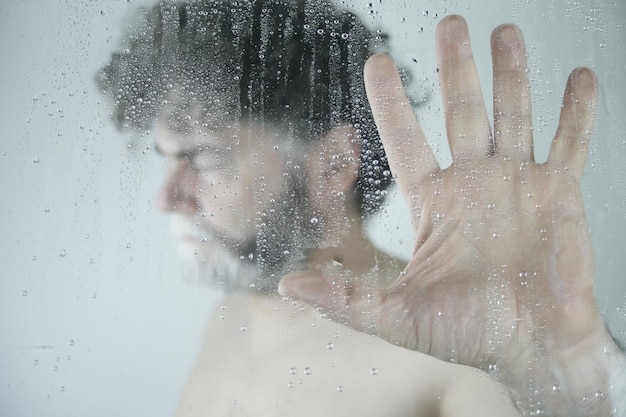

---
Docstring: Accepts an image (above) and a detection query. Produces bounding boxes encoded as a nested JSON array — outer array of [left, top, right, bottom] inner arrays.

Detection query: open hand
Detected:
[[280, 15, 623, 417]]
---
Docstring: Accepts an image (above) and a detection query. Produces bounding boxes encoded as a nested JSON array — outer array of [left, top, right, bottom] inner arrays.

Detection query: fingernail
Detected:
[[574, 67, 596, 92], [575, 68, 595, 88], [280, 274, 331, 302], [443, 16, 472, 57], [495, 25, 525, 71], [499, 25, 519, 45], [445, 15, 463, 39]]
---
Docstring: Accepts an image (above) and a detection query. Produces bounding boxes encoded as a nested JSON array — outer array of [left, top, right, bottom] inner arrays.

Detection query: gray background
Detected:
[[1, 1, 625, 416]]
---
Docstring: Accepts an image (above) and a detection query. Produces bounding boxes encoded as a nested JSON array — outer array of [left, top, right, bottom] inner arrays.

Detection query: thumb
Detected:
[[278, 269, 333, 308], [278, 267, 386, 336]]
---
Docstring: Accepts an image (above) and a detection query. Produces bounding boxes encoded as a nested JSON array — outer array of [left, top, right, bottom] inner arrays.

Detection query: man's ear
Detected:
[[307, 124, 360, 195]]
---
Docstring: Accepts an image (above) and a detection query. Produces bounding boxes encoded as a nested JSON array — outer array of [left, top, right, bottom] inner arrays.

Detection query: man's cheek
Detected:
[[195, 175, 242, 209]]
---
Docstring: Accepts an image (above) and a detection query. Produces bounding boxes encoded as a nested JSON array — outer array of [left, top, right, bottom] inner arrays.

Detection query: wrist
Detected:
[[534, 329, 626, 417], [497, 322, 626, 417], [554, 335, 623, 416]]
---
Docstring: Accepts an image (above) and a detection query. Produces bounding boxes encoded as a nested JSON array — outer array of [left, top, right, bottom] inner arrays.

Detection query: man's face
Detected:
[[156, 120, 286, 241], [154, 117, 315, 290]]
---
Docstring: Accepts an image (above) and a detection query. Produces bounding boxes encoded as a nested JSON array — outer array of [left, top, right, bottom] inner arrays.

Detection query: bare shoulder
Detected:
[[176, 292, 519, 417]]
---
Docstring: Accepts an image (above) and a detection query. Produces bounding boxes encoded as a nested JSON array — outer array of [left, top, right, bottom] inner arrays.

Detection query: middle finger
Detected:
[[436, 15, 492, 160], [491, 24, 534, 159]]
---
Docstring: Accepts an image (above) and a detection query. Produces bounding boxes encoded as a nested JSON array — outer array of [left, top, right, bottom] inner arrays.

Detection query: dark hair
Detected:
[[97, 0, 392, 215]]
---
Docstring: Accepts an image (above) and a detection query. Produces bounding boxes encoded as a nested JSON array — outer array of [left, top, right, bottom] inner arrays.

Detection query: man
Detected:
[[98, 1, 616, 416], [99, 1, 524, 415], [99, 0, 407, 294]]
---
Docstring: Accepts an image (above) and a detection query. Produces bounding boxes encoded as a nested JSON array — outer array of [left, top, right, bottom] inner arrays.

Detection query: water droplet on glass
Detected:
[[310, 217, 318, 225], [370, 368, 378, 375], [32, 156, 40, 163], [304, 367, 312, 375], [22, 290, 28, 297], [289, 367, 297, 375], [326, 342, 334, 350], [552, 384, 560, 392], [336, 385, 343, 392], [59, 249, 66, 257]]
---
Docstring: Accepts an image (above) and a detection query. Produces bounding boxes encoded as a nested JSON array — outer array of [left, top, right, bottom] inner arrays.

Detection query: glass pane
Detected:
[[2, 1, 625, 416]]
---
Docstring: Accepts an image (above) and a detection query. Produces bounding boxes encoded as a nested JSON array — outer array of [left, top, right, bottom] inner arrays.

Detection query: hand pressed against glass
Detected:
[[280, 15, 625, 417]]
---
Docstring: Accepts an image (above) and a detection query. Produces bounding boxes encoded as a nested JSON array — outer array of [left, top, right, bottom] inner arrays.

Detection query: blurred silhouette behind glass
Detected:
[[97, 0, 395, 292]]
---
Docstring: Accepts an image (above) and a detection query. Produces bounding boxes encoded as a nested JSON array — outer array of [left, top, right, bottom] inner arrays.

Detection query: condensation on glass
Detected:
[[1, 0, 625, 416]]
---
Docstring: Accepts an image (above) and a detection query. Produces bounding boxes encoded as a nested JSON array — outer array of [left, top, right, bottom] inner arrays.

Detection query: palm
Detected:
[[391, 157, 596, 369]]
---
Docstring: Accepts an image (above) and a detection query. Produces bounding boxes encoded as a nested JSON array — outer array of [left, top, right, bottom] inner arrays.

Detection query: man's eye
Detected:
[[190, 151, 231, 172]]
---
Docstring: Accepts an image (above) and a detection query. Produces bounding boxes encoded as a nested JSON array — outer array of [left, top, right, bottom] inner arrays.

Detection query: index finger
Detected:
[[364, 54, 439, 201]]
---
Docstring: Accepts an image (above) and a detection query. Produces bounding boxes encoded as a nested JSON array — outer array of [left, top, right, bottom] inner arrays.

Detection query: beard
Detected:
[[168, 173, 321, 293]]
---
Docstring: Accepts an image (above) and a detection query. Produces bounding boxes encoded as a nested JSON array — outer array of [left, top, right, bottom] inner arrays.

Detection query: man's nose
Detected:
[[156, 161, 199, 215]]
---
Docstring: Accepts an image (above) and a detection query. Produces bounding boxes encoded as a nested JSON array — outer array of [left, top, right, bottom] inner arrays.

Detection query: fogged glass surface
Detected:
[[1, 1, 625, 416]]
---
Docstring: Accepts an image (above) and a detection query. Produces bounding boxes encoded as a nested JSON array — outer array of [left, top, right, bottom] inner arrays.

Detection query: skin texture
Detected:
[[156, 119, 288, 245], [279, 15, 626, 416], [158, 117, 524, 417], [176, 293, 523, 417]]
